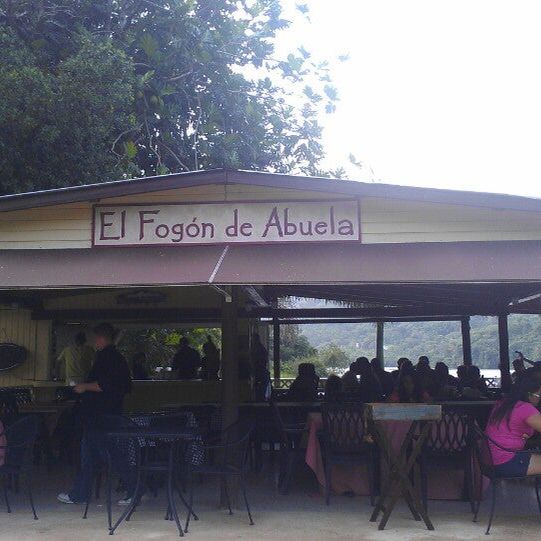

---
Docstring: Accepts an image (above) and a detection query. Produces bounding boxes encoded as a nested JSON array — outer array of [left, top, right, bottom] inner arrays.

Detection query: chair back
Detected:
[[321, 403, 367, 455], [0, 390, 19, 426], [4, 415, 39, 471], [271, 402, 306, 446], [471, 423, 496, 478], [424, 409, 470, 457]]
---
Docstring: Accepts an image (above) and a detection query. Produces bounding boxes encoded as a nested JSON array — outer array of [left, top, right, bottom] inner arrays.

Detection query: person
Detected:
[[56, 331, 94, 385], [131, 351, 148, 380], [324, 375, 342, 402], [457, 364, 488, 398], [430, 361, 459, 400], [58, 323, 134, 505], [485, 369, 541, 477], [171, 337, 201, 379], [341, 360, 360, 392], [391, 357, 411, 380], [389, 365, 431, 403], [512, 357, 526, 383], [357, 356, 383, 402], [287, 363, 319, 402], [371, 357, 394, 397], [416, 355, 434, 390], [251, 333, 269, 366], [200, 335, 220, 380]]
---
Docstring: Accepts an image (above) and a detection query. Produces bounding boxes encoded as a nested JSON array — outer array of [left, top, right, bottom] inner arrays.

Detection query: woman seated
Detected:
[[287, 363, 320, 402], [324, 374, 342, 402], [485, 370, 541, 477], [388, 365, 431, 403], [430, 361, 459, 400]]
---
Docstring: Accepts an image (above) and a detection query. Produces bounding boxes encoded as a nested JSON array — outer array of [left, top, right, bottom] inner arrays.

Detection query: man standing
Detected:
[[57, 323, 133, 505], [56, 331, 94, 385], [171, 337, 201, 379]]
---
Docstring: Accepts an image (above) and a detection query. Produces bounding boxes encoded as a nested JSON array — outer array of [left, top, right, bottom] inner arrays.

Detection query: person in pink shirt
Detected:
[[485, 369, 541, 477]]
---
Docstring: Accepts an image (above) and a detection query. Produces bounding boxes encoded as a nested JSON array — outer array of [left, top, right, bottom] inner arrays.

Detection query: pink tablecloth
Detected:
[[305, 412, 485, 500]]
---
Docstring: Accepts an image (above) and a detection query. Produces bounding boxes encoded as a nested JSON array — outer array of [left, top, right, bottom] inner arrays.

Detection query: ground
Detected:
[[0, 465, 538, 541]]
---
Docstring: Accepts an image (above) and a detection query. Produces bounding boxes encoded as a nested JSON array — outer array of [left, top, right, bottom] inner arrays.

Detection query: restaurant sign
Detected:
[[92, 200, 360, 247]]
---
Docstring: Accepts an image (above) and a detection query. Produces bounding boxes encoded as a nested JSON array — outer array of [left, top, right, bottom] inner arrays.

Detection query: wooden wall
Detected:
[[2, 182, 541, 248], [0, 309, 51, 386]]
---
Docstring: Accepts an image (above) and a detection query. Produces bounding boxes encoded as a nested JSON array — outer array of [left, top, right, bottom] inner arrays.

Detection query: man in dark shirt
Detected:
[[171, 337, 201, 379], [58, 323, 133, 505]]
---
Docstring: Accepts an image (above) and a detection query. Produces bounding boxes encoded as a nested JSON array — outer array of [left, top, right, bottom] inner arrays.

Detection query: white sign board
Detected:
[[92, 200, 360, 247]]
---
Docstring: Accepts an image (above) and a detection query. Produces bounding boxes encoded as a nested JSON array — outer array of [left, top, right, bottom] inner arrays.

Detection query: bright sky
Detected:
[[278, 0, 541, 197]]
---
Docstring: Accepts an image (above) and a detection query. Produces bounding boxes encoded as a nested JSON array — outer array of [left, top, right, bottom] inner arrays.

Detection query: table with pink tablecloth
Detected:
[[305, 412, 485, 500]]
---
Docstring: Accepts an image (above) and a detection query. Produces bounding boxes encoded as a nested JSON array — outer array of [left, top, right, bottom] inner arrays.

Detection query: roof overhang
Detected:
[[1, 169, 541, 213]]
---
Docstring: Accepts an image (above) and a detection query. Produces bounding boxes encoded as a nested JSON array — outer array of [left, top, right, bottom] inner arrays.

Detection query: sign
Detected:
[[92, 200, 360, 247]]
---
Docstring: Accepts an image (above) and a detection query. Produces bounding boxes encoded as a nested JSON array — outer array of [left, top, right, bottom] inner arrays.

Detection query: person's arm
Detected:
[[525, 413, 541, 433], [73, 381, 102, 394]]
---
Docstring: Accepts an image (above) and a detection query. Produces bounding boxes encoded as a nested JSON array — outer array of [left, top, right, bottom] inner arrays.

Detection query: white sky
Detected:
[[277, 0, 541, 197]]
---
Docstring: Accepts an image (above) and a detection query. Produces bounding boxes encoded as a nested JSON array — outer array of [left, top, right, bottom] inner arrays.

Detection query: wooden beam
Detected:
[[270, 316, 464, 325], [461, 317, 472, 365], [498, 314, 512, 391], [376, 321, 384, 366], [272, 318, 280, 386], [220, 286, 240, 506]]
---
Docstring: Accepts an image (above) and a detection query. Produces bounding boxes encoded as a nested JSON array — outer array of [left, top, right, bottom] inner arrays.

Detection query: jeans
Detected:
[[69, 427, 137, 503]]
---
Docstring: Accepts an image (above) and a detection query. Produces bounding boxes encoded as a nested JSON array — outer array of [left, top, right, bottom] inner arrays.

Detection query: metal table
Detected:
[[105, 426, 198, 537]]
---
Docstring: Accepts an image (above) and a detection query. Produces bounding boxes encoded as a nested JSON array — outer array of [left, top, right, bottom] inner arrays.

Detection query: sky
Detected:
[[277, 0, 541, 197]]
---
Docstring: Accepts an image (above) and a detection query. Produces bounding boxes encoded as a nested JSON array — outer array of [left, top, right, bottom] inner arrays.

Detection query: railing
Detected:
[[275, 376, 501, 390]]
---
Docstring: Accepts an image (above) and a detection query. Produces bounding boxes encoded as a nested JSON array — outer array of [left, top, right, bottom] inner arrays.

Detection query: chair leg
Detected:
[[324, 458, 332, 506], [486, 480, 497, 535], [184, 471, 194, 533], [223, 479, 233, 515], [26, 479, 38, 520], [3, 481, 10, 513], [95, 470, 102, 500], [535, 478, 541, 515], [240, 474, 254, 526]]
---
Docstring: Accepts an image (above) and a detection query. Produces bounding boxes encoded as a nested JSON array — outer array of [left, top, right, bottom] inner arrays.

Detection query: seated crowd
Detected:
[[285, 355, 492, 403]]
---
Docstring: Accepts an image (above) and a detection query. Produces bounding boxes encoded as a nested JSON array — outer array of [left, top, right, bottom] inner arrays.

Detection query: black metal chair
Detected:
[[419, 408, 474, 511], [0, 415, 40, 519], [471, 423, 541, 534], [271, 402, 308, 494], [321, 403, 377, 505], [185, 419, 254, 532]]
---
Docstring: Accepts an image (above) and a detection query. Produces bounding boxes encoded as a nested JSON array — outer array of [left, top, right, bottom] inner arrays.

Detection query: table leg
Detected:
[[166, 443, 184, 537]]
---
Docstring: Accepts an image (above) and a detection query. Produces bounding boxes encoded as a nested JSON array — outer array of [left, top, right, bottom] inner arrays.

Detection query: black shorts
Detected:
[[494, 452, 531, 477]]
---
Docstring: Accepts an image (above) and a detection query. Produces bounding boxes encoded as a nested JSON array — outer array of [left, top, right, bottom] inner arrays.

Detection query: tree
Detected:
[[0, 0, 339, 194]]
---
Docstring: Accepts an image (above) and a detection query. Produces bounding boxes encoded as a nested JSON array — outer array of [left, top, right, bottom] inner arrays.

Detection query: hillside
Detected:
[[290, 300, 541, 369]]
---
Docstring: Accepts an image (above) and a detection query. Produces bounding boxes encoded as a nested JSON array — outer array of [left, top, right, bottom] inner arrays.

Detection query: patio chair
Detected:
[[419, 408, 474, 511], [471, 423, 541, 534], [0, 415, 40, 519], [185, 419, 254, 532], [271, 402, 308, 494], [321, 403, 377, 505]]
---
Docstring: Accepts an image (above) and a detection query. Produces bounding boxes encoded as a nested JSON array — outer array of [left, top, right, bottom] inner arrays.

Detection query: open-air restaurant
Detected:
[[2, 169, 541, 538]]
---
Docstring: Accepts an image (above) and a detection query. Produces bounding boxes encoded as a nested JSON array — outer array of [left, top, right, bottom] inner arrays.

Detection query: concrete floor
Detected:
[[0, 465, 538, 541]]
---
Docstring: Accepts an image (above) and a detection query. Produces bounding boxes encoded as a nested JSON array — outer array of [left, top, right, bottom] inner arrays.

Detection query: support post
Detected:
[[221, 286, 239, 506], [498, 314, 512, 391], [376, 322, 384, 368], [273, 318, 280, 387], [461, 317, 472, 366]]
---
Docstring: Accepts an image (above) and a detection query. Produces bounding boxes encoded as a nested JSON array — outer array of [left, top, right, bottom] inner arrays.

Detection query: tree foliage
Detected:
[[0, 0, 339, 194]]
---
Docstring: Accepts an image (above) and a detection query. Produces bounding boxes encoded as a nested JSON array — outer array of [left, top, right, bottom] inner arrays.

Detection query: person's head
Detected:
[[457, 364, 468, 380], [513, 358, 525, 372], [93, 323, 115, 350], [371, 358, 382, 372], [298, 362, 317, 379], [324, 375, 342, 401], [397, 357, 410, 370], [74, 331, 86, 346], [356, 356, 371, 378], [417, 356, 430, 371], [434, 361, 449, 379], [491, 368, 541, 426], [349, 361, 359, 374], [179, 337, 189, 348]]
